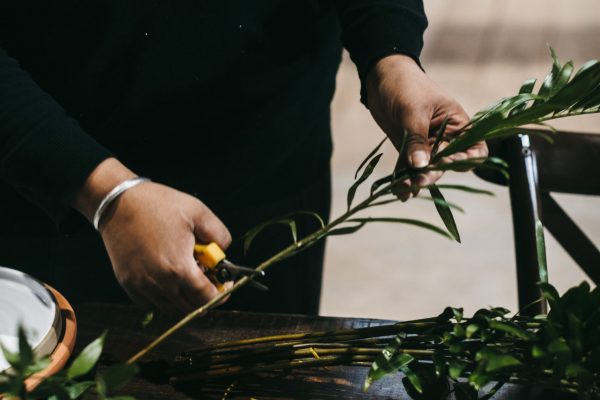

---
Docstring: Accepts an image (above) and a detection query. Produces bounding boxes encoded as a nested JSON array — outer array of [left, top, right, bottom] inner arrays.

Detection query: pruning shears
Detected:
[[193, 243, 267, 292]]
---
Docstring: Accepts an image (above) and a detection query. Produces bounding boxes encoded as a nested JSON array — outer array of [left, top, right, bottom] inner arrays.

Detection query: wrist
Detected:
[[73, 158, 137, 222], [366, 54, 423, 97]]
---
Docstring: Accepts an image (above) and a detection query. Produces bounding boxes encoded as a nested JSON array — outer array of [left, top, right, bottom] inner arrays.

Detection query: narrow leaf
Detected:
[[489, 321, 533, 340], [510, 78, 537, 115], [355, 137, 387, 179], [401, 366, 423, 394], [418, 196, 465, 213], [535, 46, 562, 103], [485, 353, 522, 372], [347, 153, 383, 210], [434, 184, 494, 196], [364, 334, 413, 391], [347, 217, 454, 240], [242, 211, 323, 254], [431, 115, 450, 157], [429, 185, 461, 242], [327, 222, 367, 236], [535, 220, 548, 283]]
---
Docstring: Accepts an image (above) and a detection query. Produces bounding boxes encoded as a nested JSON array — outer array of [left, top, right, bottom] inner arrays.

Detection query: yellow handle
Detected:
[[193, 242, 226, 269]]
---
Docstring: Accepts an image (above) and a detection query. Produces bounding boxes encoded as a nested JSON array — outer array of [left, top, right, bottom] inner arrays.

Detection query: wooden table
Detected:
[[75, 304, 563, 400]]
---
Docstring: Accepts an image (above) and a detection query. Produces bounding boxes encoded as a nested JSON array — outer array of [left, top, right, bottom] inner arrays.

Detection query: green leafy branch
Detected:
[[0, 330, 137, 400], [168, 282, 600, 399], [125, 48, 600, 366]]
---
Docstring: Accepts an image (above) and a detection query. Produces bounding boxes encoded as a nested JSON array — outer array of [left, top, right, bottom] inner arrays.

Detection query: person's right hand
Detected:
[[73, 158, 231, 315]]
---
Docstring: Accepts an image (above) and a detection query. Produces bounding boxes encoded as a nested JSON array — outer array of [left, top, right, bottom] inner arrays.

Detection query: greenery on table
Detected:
[[2, 47, 600, 399], [169, 281, 600, 399], [0, 330, 137, 400]]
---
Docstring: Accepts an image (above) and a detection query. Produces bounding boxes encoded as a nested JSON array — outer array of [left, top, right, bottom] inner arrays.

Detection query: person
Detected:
[[0, 1, 487, 316]]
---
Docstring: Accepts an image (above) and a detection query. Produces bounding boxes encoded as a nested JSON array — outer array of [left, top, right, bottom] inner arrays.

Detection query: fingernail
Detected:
[[410, 150, 429, 168]]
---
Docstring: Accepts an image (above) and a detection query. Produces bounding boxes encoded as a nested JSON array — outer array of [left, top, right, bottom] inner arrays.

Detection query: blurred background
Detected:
[[320, 0, 600, 320]]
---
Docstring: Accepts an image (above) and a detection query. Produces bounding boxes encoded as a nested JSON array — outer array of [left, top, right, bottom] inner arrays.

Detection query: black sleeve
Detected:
[[0, 47, 112, 225], [333, 0, 428, 104]]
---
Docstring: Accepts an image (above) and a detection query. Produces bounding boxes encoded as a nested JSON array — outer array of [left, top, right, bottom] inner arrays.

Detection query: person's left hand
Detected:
[[365, 54, 488, 200]]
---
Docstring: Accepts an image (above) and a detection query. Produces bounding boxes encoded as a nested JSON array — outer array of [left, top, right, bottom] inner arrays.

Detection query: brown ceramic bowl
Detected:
[[24, 285, 77, 392]]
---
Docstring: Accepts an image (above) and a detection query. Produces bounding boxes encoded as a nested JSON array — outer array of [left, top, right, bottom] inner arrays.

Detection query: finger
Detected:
[[405, 128, 431, 169], [215, 281, 233, 307], [190, 205, 232, 250], [465, 141, 489, 159], [180, 260, 221, 309], [411, 169, 444, 191]]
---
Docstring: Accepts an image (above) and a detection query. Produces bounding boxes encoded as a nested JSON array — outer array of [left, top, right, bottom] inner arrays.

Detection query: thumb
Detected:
[[403, 117, 431, 169]]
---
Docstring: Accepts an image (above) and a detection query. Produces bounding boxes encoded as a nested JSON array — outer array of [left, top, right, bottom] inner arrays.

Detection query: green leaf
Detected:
[[106, 396, 137, 400], [418, 196, 465, 213], [519, 78, 538, 95], [485, 353, 522, 372], [67, 331, 106, 380], [534, 46, 562, 103], [508, 78, 538, 116], [433, 184, 494, 196], [539, 282, 560, 304], [532, 344, 545, 359], [489, 321, 533, 340], [535, 220, 548, 283], [552, 61, 574, 96], [100, 363, 139, 392], [429, 185, 461, 242], [453, 323, 466, 338], [24, 356, 51, 376], [431, 115, 450, 157], [327, 221, 367, 236], [355, 136, 387, 179], [141, 311, 154, 328], [468, 366, 491, 390], [17, 326, 34, 370], [242, 211, 324, 254], [364, 352, 414, 391], [400, 366, 423, 394], [364, 334, 414, 391], [346, 217, 454, 240], [449, 360, 467, 379], [65, 381, 95, 399], [347, 153, 383, 210], [466, 324, 480, 338], [0, 345, 20, 371]]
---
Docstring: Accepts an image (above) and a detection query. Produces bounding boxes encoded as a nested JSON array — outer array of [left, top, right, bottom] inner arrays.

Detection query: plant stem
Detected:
[[126, 173, 409, 364]]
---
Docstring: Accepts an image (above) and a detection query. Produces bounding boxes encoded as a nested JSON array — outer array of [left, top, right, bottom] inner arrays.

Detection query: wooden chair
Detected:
[[474, 129, 600, 315]]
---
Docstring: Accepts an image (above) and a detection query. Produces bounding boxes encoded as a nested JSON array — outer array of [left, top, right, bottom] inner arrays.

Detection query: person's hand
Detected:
[[73, 158, 231, 315], [365, 54, 488, 200]]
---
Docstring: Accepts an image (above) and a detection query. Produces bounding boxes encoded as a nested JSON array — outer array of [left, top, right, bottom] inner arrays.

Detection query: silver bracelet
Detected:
[[93, 177, 151, 231]]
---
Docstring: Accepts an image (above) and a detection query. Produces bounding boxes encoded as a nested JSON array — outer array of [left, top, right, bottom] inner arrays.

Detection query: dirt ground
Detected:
[[320, 0, 600, 320]]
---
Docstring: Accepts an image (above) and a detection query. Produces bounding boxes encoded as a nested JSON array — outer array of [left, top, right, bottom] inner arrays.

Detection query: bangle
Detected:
[[93, 177, 151, 231]]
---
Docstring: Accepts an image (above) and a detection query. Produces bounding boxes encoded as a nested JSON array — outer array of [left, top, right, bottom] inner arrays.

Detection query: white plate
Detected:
[[0, 266, 60, 372]]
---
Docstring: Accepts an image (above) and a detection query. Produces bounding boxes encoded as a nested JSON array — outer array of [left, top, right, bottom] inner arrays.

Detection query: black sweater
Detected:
[[0, 0, 426, 235]]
